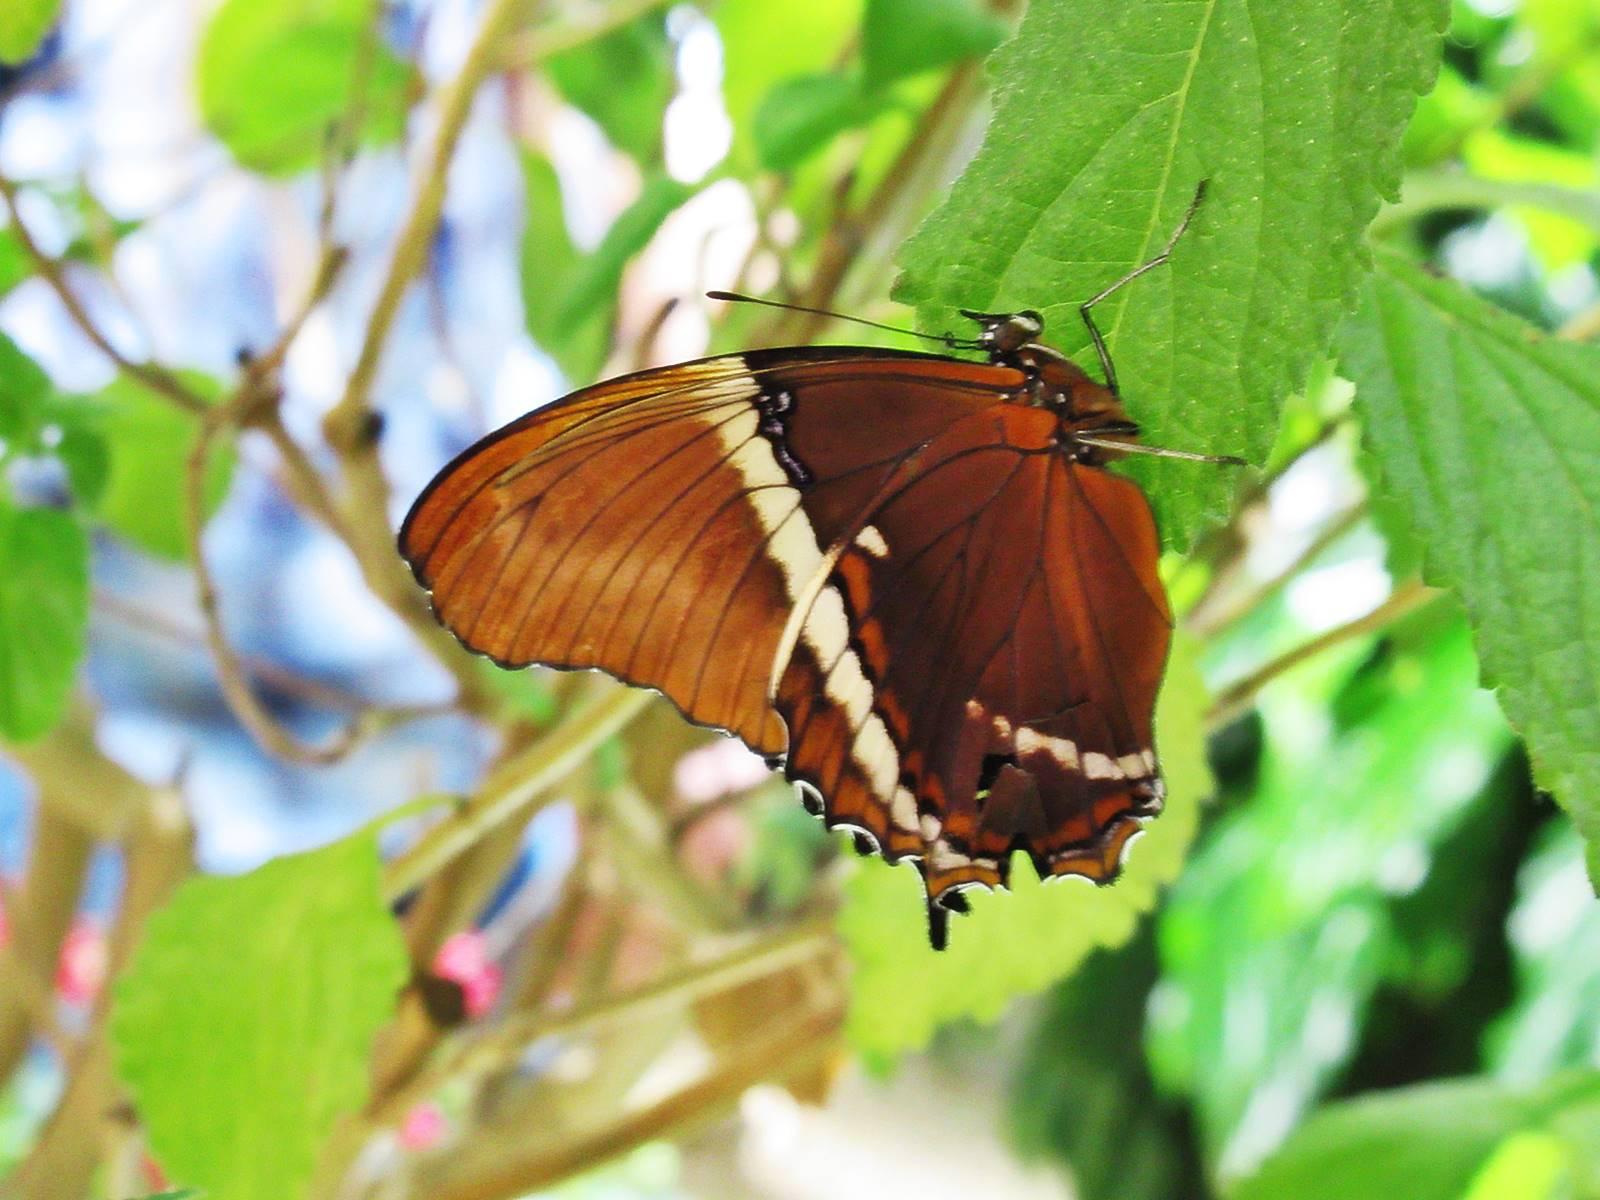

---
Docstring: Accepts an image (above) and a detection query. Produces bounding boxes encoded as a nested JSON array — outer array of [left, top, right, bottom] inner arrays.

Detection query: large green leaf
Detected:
[[896, 0, 1448, 549], [93, 375, 233, 560], [196, 0, 412, 176], [0, 0, 60, 64], [0, 504, 89, 743], [111, 831, 408, 1200], [841, 633, 1212, 1063], [1336, 254, 1600, 869], [1234, 1073, 1600, 1200]]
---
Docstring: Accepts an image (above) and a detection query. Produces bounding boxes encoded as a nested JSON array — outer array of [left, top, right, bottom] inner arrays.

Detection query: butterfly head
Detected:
[[959, 307, 1043, 356]]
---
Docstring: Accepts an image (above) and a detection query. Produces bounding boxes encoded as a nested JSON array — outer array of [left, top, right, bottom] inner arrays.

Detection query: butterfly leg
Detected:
[[1079, 180, 1209, 394]]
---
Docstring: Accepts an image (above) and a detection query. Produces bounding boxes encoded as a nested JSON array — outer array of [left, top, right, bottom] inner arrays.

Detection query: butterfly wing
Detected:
[[771, 404, 1171, 930], [400, 347, 1025, 755]]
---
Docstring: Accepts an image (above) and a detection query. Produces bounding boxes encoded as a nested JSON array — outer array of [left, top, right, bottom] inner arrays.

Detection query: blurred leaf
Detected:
[[1463, 128, 1600, 268], [93, 375, 233, 560], [1009, 929, 1201, 1200], [129, 1191, 205, 1200], [1150, 614, 1512, 1178], [1234, 1073, 1600, 1200], [1487, 822, 1600, 1083], [551, 173, 695, 332], [520, 150, 607, 384], [841, 632, 1212, 1063], [547, 13, 673, 162], [1403, 65, 1496, 166], [196, 0, 412, 175], [111, 831, 407, 1200], [1337, 253, 1600, 878], [52, 421, 110, 509], [716, 0, 864, 168], [0, 0, 59, 65], [0, 504, 88, 743], [0, 229, 28, 298], [474, 657, 559, 725], [0, 330, 50, 443], [896, 0, 1447, 550], [861, 0, 1006, 91], [753, 73, 883, 171], [740, 794, 832, 913]]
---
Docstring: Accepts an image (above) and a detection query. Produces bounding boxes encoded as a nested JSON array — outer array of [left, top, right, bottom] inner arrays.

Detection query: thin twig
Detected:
[[0, 172, 206, 414], [1207, 578, 1443, 727], [323, 0, 534, 454], [367, 915, 837, 1128], [382, 685, 655, 900]]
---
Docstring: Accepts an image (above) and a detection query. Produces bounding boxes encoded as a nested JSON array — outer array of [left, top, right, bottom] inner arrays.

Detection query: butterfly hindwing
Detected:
[[772, 405, 1172, 903]]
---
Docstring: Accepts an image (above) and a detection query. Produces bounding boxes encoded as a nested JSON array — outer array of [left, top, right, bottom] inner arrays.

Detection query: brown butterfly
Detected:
[[399, 187, 1237, 948]]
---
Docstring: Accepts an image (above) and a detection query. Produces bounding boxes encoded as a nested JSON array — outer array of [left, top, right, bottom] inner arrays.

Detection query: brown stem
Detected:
[[0, 173, 206, 414], [1207, 578, 1443, 728]]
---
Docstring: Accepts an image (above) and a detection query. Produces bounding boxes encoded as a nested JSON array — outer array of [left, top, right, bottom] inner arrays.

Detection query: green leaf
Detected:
[[546, 13, 673, 162], [94, 375, 233, 560], [196, 0, 412, 176], [861, 0, 1006, 91], [1336, 254, 1600, 867], [0, 229, 29, 299], [128, 1191, 205, 1200], [551, 174, 695, 333], [895, 0, 1448, 549], [1234, 1074, 1600, 1200], [1487, 822, 1600, 1083], [51, 421, 110, 509], [0, 504, 89, 743], [0, 329, 51, 444], [111, 831, 408, 1200], [1008, 929, 1199, 1200], [520, 150, 608, 385], [841, 632, 1212, 1063], [752, 74, 884, 172], [716, 0, 864, 168], [0, 0, 60, 65], [1149, 613, 1512, 1175]]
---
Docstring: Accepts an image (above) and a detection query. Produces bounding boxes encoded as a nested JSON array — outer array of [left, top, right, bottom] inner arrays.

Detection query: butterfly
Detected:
[[399, 188, 1237, 949]]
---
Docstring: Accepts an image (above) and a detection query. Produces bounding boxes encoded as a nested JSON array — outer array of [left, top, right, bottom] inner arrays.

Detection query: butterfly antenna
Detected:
[[706, 291, 979, 350], [1074, 434, 1247, 466]]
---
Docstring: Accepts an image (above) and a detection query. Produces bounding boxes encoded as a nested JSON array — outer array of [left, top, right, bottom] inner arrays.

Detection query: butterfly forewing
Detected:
[[400, 348, 1022, 754]]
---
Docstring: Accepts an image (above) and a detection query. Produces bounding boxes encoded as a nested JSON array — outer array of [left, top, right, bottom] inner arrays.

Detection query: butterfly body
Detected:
[[401, 316, 1173, 949]]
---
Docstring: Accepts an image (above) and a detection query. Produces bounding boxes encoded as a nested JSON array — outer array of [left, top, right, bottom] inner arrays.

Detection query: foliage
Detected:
[[843, 634, 1211, 1061], [1, 0, 1598, 1196], [1337, 253, 1600, 875], [110, 832, 407, 1200], [898, 0, 1448, 550]]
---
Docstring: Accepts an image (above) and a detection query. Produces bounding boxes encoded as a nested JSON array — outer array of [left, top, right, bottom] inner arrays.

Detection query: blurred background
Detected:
[[1, 0, 1599, 1197]]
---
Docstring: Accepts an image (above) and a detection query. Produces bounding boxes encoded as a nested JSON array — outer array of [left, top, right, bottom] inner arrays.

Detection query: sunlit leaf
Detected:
[[111, 831, 407, 1200], [0, 504, 88, 743], [1234, 1073, 1600, 1200], [93, 375, 233, 560], [196, 0, 413, 175], [752, 74, 882, 172], [520, 150, 607, 385], [841, 633, 1211, 1063], [0, 229, 28, 299], [1463, 128, 1600, 268], [861, 0, 1006, 91], [1336, 253, 1600, 876], [716, 0, 864, 167], [547, 12, 673, 162], [897, 0, 1448, 549], [0, 0, 59, 65]]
